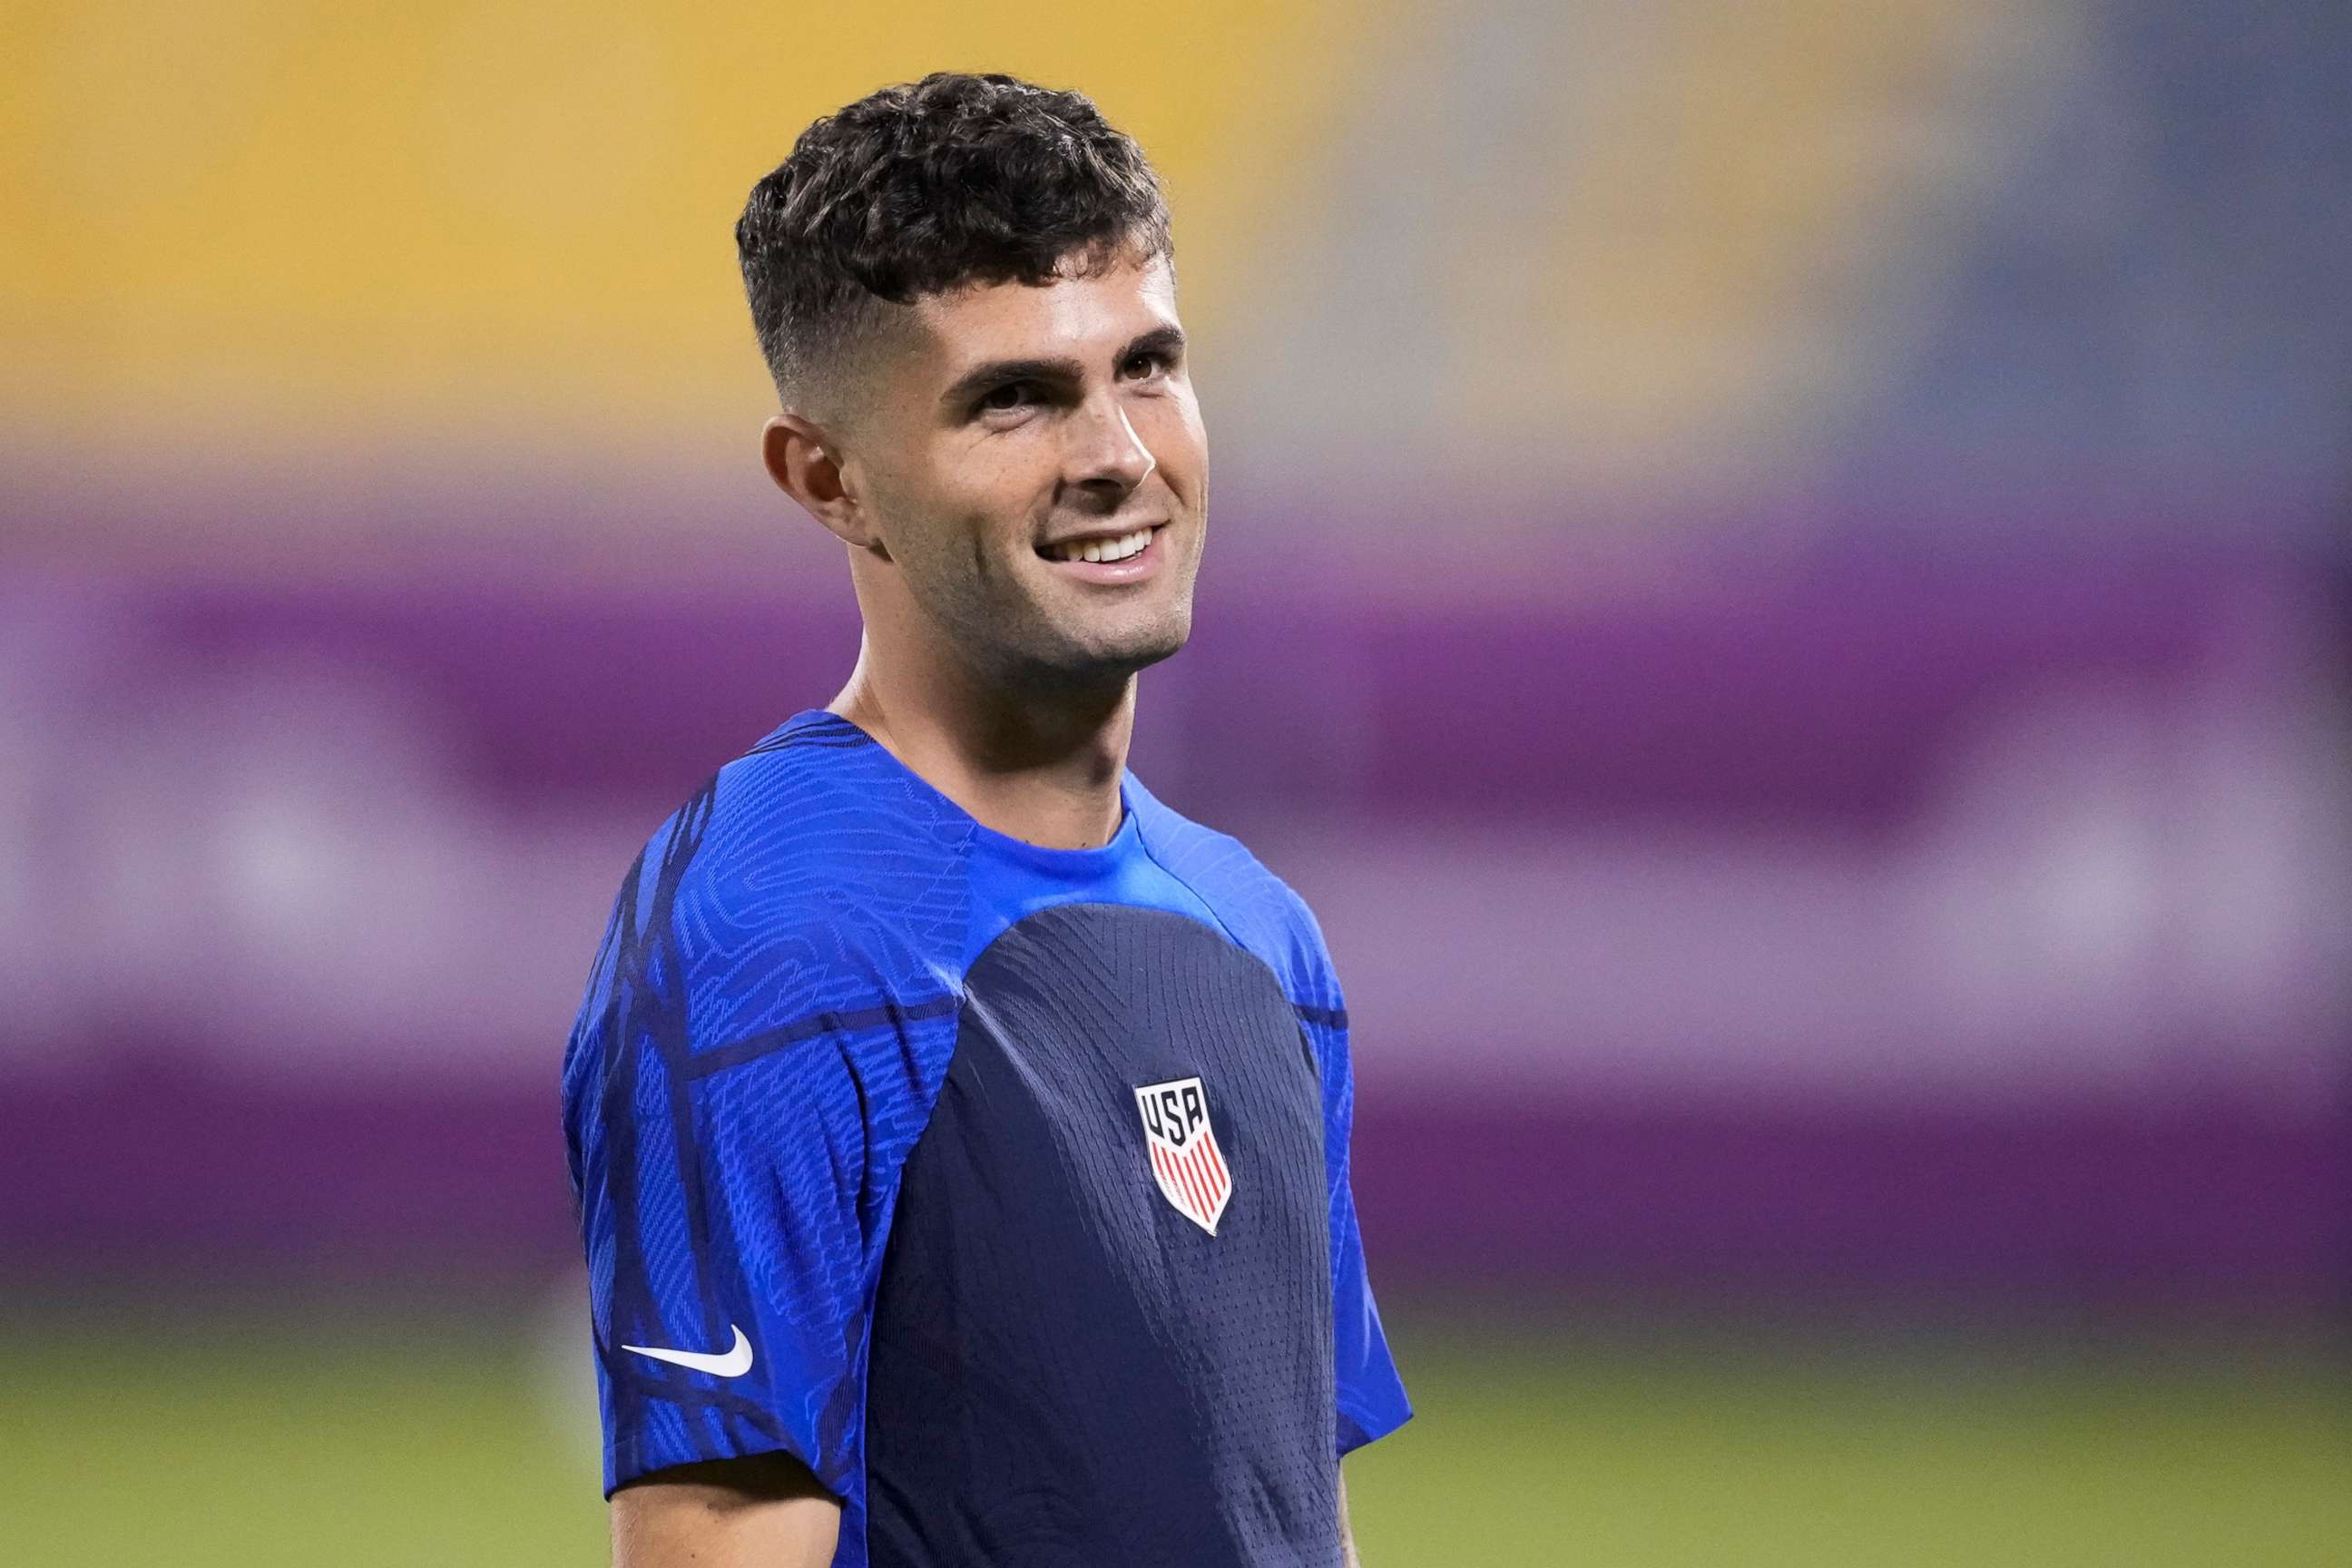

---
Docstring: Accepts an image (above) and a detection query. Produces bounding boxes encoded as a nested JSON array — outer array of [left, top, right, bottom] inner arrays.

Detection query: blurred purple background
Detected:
[[7, 542, 2345, 1318]]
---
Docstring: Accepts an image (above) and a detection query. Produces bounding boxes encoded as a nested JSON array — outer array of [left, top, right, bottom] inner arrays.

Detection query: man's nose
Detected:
[[1064, 392, 1158, 505]]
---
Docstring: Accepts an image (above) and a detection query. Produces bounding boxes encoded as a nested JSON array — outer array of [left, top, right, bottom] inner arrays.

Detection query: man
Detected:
[[563, 72, 1409, 1568]]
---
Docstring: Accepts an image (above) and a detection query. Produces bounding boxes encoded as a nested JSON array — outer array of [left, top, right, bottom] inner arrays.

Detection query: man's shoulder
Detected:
[[1126, 778, 1344, 1018], [604, 714, 973, 1028], [666, 709, 962, 892]]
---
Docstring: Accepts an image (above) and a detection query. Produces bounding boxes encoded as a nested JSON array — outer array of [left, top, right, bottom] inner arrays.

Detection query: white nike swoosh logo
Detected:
[[621, 1325, 754, 1377]]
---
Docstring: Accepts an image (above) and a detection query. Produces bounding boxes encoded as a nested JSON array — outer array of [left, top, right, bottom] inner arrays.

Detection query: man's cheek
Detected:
[[1142, 414, 1206, 490]]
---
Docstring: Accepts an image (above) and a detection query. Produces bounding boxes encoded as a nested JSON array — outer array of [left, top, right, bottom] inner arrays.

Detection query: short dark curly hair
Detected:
[[736, 72, 1172, 413]]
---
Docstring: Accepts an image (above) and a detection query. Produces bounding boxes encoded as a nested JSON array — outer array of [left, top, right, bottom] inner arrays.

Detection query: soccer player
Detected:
[[563, 72, 1410, 1568]]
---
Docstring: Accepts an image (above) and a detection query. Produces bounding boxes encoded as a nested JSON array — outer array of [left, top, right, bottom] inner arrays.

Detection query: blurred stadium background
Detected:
[[5, 2, 2350, 1563]]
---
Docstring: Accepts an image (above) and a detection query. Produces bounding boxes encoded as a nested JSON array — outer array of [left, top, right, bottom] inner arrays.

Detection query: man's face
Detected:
[[848, 250, 1208, 691]]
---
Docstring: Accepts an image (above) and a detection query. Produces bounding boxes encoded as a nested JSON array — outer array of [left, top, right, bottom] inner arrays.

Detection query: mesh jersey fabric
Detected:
[[562, 709, 1410, 1567]]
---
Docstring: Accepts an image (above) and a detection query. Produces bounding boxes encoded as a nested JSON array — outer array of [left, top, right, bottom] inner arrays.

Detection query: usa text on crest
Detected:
[[1134, 1075, 1231, 1235]]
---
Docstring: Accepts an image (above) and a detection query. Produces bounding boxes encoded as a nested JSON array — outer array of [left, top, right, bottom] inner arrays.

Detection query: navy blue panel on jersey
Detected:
[[563, 710, 1409, 1568], [866, 903, 1336, 1566]]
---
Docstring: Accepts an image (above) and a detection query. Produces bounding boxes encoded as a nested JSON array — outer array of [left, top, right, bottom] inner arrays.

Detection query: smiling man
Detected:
[[562, 73, 1409, 1568]]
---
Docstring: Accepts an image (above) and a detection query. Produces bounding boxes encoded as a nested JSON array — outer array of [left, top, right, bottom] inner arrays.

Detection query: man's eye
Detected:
[[1121, 351, 1168, 380], [979, 383, 1033, 413]]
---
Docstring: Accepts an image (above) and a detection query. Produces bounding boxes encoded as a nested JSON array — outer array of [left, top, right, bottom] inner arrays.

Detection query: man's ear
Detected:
[[763, 413, 881, 553]]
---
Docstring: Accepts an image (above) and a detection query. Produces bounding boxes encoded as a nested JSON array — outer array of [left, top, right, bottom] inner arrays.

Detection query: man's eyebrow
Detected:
[[937, 327, 1188, 408], [1122, 325, 1186, 360], [940, 355, 1083, 407]]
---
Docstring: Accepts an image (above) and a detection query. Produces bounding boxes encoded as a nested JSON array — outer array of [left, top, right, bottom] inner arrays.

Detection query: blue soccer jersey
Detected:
[[562, 710, 1410, 1567]]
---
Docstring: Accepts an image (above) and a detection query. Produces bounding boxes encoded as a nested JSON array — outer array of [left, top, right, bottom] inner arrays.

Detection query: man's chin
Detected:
[[1016, 617, 1191, 691]]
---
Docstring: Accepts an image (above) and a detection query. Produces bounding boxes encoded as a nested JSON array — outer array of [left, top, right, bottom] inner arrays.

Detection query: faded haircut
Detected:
[[735, 72, 1172, 415]]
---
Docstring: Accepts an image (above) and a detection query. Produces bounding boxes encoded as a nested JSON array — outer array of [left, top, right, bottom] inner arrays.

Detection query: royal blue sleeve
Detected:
[[563, 815, 879, 1500], [1303, 1004, 1413, 1454]]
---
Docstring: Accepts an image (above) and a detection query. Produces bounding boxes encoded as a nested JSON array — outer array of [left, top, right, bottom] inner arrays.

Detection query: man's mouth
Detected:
[[1037, 524, 1160, 565]]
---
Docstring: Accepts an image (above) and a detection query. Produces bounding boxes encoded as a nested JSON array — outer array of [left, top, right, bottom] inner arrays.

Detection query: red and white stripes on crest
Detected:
[[1150, 1131, 1229, 1222]]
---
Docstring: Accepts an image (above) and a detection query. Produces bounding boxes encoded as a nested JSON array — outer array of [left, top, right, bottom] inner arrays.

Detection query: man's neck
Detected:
[[828, 642, 1136, 850]]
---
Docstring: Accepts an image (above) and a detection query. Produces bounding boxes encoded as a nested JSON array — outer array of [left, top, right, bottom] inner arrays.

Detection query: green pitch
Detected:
[[5, 1300, 2344, 1566]]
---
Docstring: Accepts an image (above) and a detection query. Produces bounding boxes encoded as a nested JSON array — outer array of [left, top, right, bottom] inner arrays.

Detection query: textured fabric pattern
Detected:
[[563, 710, 1409, 1567], [867, 903, 1338, 1568]]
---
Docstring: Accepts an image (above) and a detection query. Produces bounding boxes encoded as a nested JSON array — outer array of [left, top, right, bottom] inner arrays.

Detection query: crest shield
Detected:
[[1133, 1075, 1231, 1235]]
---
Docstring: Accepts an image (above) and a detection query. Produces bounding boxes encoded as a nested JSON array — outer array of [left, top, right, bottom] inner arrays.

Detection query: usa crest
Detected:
[[1134, 1076, 1231, 1235]]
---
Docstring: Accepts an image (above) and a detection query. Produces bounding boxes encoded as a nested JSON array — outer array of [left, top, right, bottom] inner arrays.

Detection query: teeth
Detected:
[[1048, 527, 1153, 564]]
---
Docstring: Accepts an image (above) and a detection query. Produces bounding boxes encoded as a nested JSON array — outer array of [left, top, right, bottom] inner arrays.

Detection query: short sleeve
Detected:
[[1301, 1005, 1413, 1453], [563, 837, 875, 1498]]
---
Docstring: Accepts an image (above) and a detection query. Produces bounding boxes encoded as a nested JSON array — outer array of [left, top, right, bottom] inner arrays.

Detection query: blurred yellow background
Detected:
[[3, 1, 1370, 467]]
